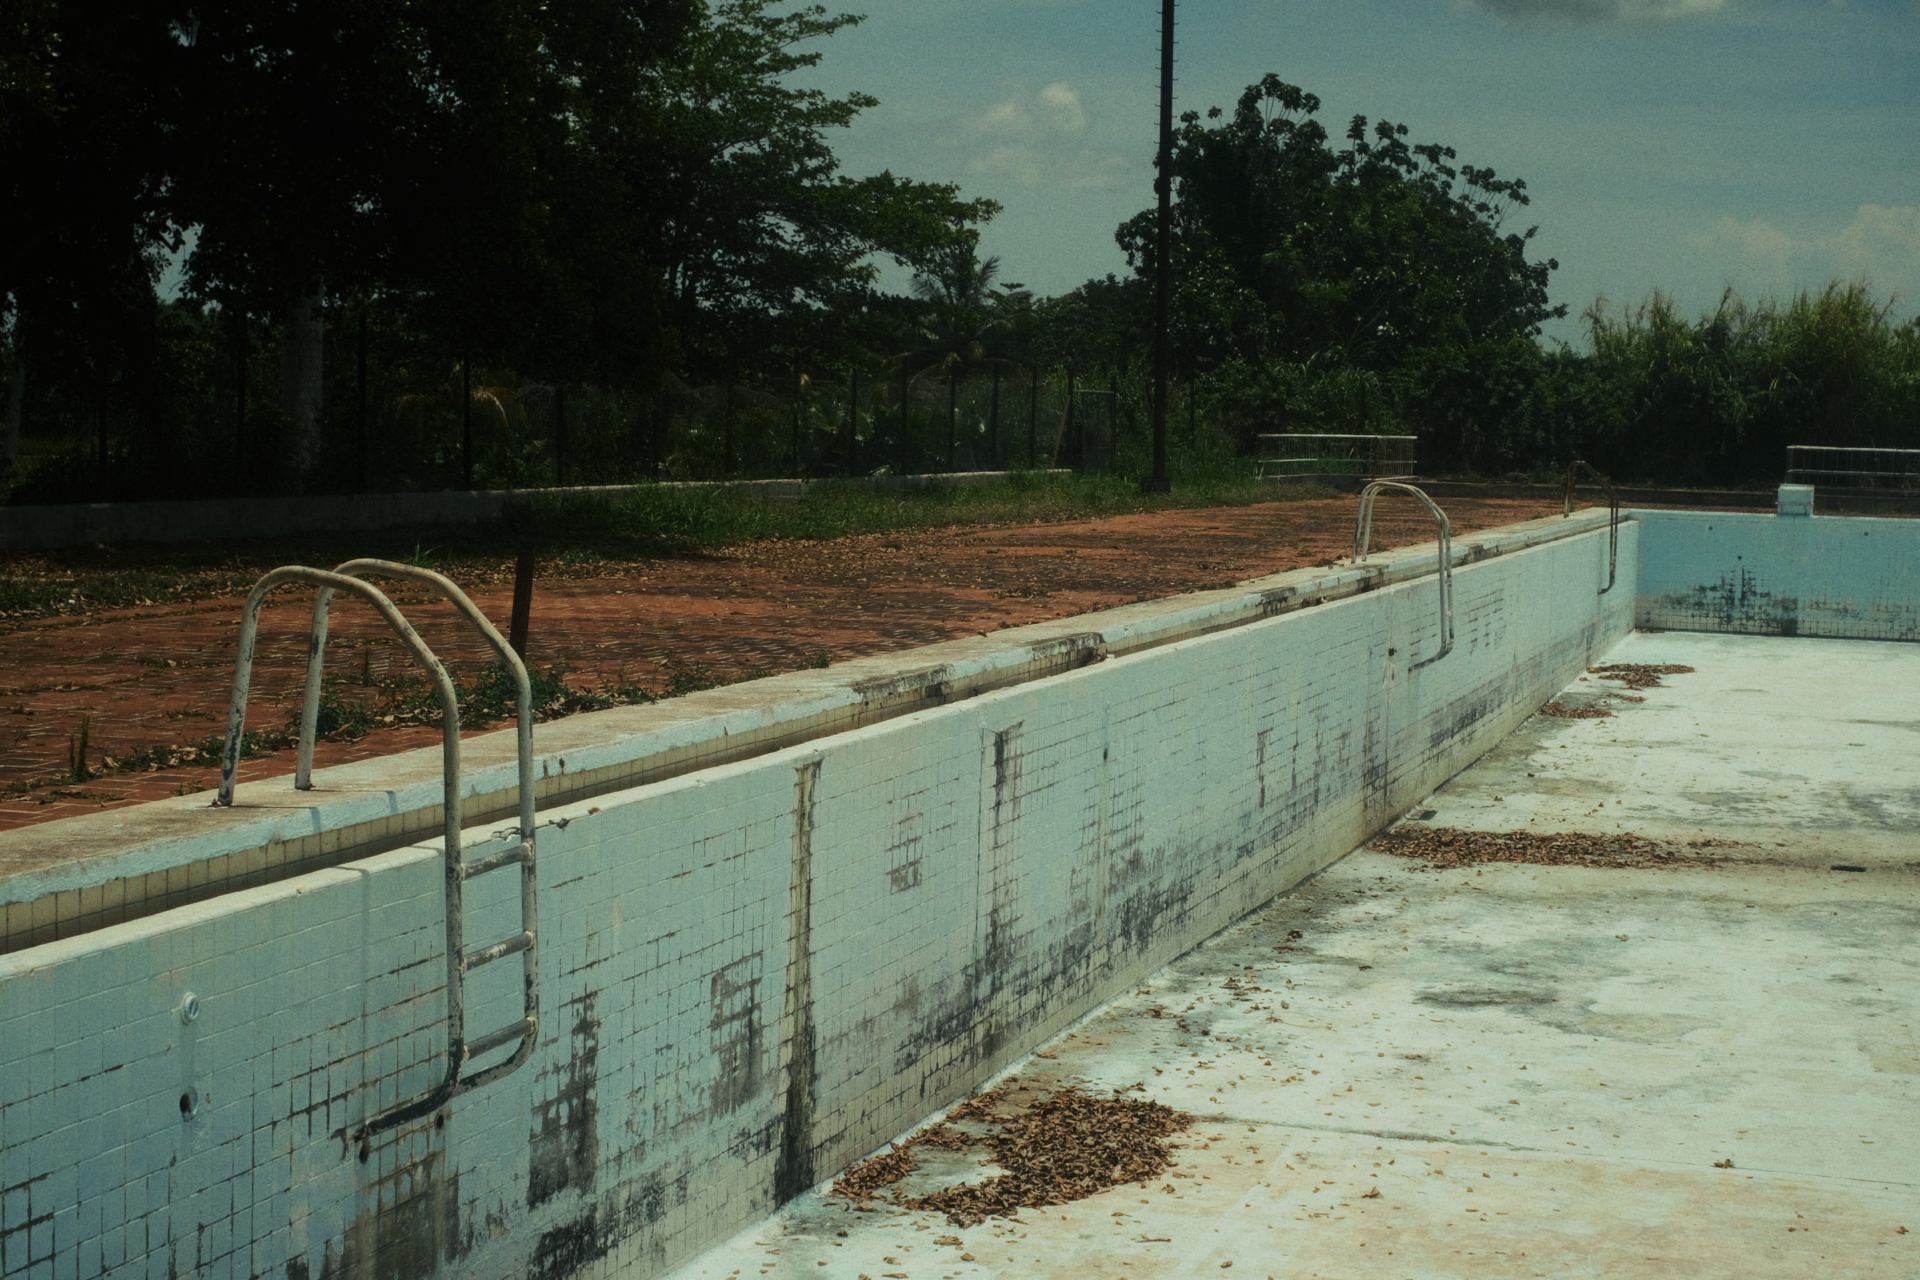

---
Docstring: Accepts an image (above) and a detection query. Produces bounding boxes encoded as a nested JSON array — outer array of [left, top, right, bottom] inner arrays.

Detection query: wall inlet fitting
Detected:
[[1352, 480, 1454, 668], [1562, 460, 1620, 594], [214, 563, 539, 1146], [179, 993, 200, 1025]]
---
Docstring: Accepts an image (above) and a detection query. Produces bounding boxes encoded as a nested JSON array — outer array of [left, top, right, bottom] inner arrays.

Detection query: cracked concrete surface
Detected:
[[670, 632, 1919, 1279]]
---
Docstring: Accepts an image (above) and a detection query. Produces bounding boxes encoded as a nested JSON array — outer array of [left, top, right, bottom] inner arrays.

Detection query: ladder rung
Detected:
[[461, 843, 532, 878], [463, 931, 534, 969], [464, 1018, 536, 1061]]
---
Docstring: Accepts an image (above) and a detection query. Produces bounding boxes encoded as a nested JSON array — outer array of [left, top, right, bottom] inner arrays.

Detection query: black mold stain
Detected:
[[320, 1150, 460, 1280], [527, 1204, 601, 1280], [287, 1259, 310, 1280], [707, 955, 765, 1115], [528, 992, 601, 1209], [774, 761, 820, 1203], [527, 1171, 682, 1280], [1255, 727, 1272, 810]]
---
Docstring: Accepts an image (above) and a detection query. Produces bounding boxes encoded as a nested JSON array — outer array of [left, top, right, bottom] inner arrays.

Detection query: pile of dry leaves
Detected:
[[1537, 700, 1614, 719], [830, 1084, 1193, 1226], [1587, 662, 1695, 690], [1371, 825, 1723, 870]]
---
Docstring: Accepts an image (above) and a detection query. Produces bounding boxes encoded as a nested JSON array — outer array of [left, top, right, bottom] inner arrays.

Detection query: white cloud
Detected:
[[1036, 82, 1087, 135], [1468, 0, 1726, 22], [1689, 204, 1920, 303], [972, 82, 1088, 140], [967, 82, 1122, 191]]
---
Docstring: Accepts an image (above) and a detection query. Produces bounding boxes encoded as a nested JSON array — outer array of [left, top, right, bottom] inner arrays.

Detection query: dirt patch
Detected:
[[0, 496, 1563, 830], [830, 1084, 1193, 1226], [1587, 663, 1696, 690], [1372, 826, 1739, 870]]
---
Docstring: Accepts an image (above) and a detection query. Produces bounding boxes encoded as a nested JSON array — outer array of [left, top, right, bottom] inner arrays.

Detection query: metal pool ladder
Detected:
[[1353, 480, 1454, 667], [214, 563, 539, 1141], [1562, 460, 1620, 595]]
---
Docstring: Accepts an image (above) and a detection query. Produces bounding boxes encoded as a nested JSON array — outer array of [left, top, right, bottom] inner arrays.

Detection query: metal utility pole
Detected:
[[1144, 0, 1175, 494]]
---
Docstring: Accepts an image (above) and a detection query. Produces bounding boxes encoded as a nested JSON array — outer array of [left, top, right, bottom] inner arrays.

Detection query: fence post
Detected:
[[461, 343, 474, 489], [1029, 368, 1039, 467], [947, 373, 957, 472], [356, 306, 369, 491], [990, 366, 1001, 468], [554, 384, 568, 485], [1066, 367, 1077, 471], [847, 368, 859, 475], [1109, 371, 1120, 474], [898, 364, 910, 473]]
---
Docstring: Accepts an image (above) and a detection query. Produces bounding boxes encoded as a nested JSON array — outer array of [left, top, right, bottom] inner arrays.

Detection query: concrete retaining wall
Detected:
[[1633, 509, 1920, 641], [0, 472, 1061, 551], [0, 521, 1634, 1280]]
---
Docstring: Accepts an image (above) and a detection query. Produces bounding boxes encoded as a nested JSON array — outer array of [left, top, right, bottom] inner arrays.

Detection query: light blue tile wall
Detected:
[[1, 524, 1634, 1280], [1633, 509, 1920, 641]]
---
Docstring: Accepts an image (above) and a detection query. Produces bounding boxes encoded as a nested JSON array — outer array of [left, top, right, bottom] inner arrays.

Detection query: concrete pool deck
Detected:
[[673, 630, 1920, 1279]]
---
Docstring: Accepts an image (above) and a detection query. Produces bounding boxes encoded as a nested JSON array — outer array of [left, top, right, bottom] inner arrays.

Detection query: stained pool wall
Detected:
[[0, 522, 1634, 1280], [1635, 509, 1920, 641]]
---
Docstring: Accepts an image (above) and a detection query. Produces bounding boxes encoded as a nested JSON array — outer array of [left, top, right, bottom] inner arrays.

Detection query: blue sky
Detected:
[[801, 0, 1920, 346]]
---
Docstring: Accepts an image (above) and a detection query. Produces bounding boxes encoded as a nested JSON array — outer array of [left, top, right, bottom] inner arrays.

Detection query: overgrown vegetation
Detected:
[[3, 3, 1913, 499]]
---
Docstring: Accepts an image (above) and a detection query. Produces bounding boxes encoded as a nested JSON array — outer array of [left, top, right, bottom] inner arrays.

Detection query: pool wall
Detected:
[[1633, 508, 1920, 641], [0, 521, 1633, 1280]]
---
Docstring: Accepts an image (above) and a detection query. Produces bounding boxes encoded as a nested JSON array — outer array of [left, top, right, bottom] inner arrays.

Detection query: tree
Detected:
[[637, 1, 997, 383], [1117, 76, 1563, 383], [0, 4, 180, 478]]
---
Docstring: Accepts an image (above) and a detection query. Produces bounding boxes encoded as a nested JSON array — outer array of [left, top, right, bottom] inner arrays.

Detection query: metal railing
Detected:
[[1785, 444, 1920, 493], [1561, 460, 1620, 595], [215, 563, 539, 1144], [1352, 480, 1453, 668], [1258, 432, 1417, 481]]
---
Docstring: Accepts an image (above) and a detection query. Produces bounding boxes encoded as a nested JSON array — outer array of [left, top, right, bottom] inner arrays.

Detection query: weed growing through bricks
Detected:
[[65, 713, 91, 782]]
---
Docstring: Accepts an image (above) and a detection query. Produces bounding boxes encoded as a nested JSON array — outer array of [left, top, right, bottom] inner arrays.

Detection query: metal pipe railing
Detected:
[[217, 567, 461, 849], [1352, 480, 1454, 667], [1562, 460, 1620, 595], [297, 558, 535, 843]]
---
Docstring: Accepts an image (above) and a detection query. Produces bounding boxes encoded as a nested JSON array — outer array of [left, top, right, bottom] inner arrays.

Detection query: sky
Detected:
[[798, 0, 1920, 347]]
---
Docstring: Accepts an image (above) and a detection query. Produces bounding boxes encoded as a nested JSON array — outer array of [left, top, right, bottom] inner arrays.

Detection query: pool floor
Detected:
[[671, 632, 1920, 1279]]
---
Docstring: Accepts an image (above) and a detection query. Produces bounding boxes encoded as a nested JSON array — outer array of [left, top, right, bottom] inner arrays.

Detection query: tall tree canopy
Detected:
[[1118, 76, 1564, 375], [640, 0, 996, 379]]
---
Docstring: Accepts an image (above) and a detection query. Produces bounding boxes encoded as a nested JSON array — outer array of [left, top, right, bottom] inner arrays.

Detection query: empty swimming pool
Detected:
[[3, 494, 1916, 1279]]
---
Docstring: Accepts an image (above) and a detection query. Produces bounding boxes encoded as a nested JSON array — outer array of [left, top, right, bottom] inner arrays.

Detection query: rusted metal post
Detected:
[[509, 549, 535, 659]]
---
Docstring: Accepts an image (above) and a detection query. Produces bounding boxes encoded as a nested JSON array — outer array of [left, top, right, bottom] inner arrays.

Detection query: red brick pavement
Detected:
[[0, 497, 1566, 830]]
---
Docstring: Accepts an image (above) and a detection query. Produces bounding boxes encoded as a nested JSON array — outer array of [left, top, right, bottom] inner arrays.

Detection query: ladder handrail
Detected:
[[1561, 460, 1620, 595], [1352, 480, 1454, 667], [297, 558, 535, 843], [216, 567, 462, 854], [215, 563, 539, 1145]]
